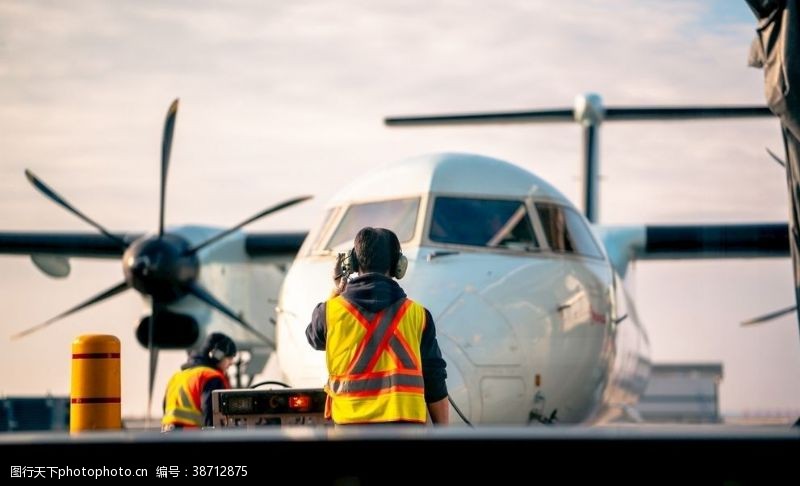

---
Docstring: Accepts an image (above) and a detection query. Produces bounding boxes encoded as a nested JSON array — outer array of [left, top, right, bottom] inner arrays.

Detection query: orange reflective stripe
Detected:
[[385, 343, 404, 372], [178, 387, 196, 410], [338, 298, 374, 329], [341, 305, 385, 374], [330, 368, 420, 381], [333, 385, 426, 399], [341, 299, 409, 375], [390, 332, 419, 370], [360, 299, 411, 374], [349, 305, 398, 373], [335, 297, 417, 378], [337, 297, 415, 370], [330, 373, 424, 395]]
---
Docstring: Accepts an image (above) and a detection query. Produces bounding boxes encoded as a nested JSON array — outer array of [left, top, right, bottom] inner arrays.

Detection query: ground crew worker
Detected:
[[306, 227, 449, 425], [161, 332, 237, 431]]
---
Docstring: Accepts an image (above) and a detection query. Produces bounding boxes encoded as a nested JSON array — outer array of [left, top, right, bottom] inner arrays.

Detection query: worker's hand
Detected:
[[329, 253, 346, 298], [333, 253, 346, 283]]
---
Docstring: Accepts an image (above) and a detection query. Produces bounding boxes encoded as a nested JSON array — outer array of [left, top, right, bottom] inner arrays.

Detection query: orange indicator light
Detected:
[[289, 394, 312, 411]]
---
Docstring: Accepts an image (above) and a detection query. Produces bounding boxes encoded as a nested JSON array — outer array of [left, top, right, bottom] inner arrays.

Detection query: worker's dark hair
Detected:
[[200, 332, 237, 362], [353, 227, 400, 275]]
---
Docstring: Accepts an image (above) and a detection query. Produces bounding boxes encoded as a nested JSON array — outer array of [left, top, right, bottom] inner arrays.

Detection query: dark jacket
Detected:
[[305, 273, 448, 403]]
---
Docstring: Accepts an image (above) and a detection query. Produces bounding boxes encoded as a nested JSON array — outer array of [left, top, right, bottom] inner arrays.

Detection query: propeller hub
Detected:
[[123, 234, 199, 302]]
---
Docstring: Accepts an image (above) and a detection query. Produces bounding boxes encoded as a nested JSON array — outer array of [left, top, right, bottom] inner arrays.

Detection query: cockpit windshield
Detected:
[[429, 197, 539, 251], [325, 198, 420, 250]]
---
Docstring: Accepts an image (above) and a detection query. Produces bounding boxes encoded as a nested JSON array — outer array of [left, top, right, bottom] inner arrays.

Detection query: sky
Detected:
[[0, 0, 798, 420]]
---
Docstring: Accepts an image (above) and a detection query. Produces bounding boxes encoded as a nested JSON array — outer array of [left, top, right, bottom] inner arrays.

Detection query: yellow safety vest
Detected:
[[162, 366, 230, 428], [325, 296, 427, 424]]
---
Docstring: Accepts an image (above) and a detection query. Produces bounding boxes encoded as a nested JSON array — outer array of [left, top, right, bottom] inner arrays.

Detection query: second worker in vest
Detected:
[[161, 332, 237, 431], [306, 227, 449, 425]]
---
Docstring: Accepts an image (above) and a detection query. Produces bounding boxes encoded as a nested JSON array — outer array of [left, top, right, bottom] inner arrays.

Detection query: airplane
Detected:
[[0, 96, 788, 425]]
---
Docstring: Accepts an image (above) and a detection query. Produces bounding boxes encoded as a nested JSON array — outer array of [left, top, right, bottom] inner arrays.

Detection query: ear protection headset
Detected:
[[203, 332, 237, 361], [340, 240, 408, 279], [392, 250, 408, 280], [386, 229, 408, 280]]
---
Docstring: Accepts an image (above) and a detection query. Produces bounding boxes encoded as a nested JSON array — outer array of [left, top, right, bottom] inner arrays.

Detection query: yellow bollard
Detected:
[[70, 334, 121, 432]]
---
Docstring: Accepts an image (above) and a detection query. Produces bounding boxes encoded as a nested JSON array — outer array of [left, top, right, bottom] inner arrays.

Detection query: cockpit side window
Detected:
[[325, 198, 420, 251], [535, 203, 602, 258], [429, 197, 539, 251], [299, 207, 338, 257]]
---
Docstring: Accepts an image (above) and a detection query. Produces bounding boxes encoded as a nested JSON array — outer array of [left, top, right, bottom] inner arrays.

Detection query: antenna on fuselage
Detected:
[[384, 94, 772, 224]]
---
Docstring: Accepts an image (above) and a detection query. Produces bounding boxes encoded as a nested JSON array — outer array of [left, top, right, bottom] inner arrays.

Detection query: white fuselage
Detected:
[[272, 153, 651, 424], [278, 248, 625, 424]]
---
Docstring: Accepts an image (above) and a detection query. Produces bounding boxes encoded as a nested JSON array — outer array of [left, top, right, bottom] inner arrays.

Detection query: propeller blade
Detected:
[[159, 99, 179, 237], [384, 106, 772, 126], [766, 147, 786, 167], [581, 123, 599, 222], [10, 281, 130, 339], [603, 106, 773, 121], [741, 305, 797, 326], [186, 195, 312, 254], [146, 345, 159, 428], [187, 283, 275, 347], [24, 170, 128, 249], [145, 306, 160, 428], [385, 109, 574, 126]]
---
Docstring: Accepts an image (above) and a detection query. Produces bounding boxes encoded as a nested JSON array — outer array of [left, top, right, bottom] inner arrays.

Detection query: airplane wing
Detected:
[[596, 223, 789, 278], [0, 230, 307, 282], [244, 232, 308, 258], [0, 231, 308, 259], [0, 232, 137, 258]]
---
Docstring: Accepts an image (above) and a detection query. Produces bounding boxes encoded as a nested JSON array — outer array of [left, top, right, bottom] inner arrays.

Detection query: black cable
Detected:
[[448, 396, 473, 427], [250, 380, 291, 389]]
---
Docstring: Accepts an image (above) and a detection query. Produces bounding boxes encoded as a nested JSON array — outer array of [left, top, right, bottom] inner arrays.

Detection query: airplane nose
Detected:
[[411, 256, 561, 424], [436, 291, 524, 367], [405, 251, 557, 369]]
